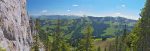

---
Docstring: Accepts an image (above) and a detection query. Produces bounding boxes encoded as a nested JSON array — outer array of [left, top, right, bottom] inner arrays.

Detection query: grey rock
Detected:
[[0, 0, 33, 51]]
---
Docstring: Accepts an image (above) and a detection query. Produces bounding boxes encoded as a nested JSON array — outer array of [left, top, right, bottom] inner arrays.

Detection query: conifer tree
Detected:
[[77, 16, 95, 51], [77, 24, 95, 51], [126, 0, 150, 50], [32, 18, 40, 51], [51, 17, 71, 51], [115, 35, 119, 51], [122, 24, 127, 42], [125, 19, 141, 51], [45, 27, 51, 51], [138, 0, 150, 50], [76, 38, 86, 51], [61, 41, 71, 51], [51, 17, 62, 51], [85, 25, 94, 51], [97, 46, 101, 51], [108, 43, 114, 51], [104, 47, 107, 51], [121, 24, 128, 51]]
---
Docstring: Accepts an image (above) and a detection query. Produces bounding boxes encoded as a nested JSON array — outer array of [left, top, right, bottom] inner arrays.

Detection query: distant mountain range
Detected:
[[31, 15, 137, 43], [31, 15, 81, 19]]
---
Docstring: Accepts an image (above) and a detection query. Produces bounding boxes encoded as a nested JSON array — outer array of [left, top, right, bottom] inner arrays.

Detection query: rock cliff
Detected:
[[0, 0, 33, 51]]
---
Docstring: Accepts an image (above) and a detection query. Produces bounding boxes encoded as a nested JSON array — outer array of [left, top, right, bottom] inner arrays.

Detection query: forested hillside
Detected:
[[30, 0, 150, 50], [31, 15, 136, 38], [1, 0, 149, 51], [30, 15, 137, 51]]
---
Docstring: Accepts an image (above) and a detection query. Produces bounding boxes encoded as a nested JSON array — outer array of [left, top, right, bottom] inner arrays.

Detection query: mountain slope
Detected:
[[31, 15, 137, 46], [31, 15, 136, 38]]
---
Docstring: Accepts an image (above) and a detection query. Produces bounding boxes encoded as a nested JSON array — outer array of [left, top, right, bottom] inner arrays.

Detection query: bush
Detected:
[[0, 46, 6, 51]]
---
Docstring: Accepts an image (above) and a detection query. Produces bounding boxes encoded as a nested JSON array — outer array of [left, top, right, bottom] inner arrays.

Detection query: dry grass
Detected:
[[94, 38, 115, 51]]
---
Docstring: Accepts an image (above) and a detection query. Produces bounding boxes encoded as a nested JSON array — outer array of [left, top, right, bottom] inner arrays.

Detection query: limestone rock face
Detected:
[[0, 0, 33, 51]]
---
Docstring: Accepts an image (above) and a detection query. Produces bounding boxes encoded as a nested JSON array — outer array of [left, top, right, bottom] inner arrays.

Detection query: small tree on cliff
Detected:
[[0, 46, 5, 51], [32, 18, 40, 51]]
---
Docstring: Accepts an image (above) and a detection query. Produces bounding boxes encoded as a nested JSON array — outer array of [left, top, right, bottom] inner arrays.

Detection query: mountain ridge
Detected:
[[31, 15, 138, 20], [31, 15, 137, 46]]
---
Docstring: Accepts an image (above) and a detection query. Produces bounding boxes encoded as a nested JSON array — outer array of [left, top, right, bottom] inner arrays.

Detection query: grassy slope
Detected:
[[102, 21, 118, 36], [94, 38, 115, 51]]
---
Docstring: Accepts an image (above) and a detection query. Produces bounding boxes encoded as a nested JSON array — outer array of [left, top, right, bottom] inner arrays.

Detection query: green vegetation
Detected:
[[51, 18, 66, 51], [125, 0, 150, 51], [77, 24, 95, 51], [30, 0, 150, 51], [0, 46, 5, 51], [35, 16, 136, 41], [32, 19, 40, 51], [97, 46, 101, 51], [31, 16, 136, 51]]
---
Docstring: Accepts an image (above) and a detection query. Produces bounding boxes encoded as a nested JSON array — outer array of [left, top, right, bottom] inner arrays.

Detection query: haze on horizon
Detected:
[[27, 0, 146, 20]]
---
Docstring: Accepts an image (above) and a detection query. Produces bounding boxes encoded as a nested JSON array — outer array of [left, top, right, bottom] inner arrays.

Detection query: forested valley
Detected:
[[0, 0, 149, 51], [29, 0, 150, 51]]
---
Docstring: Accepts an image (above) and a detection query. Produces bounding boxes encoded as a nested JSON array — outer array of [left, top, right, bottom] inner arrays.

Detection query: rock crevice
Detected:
[[0, 0, 33, 51]]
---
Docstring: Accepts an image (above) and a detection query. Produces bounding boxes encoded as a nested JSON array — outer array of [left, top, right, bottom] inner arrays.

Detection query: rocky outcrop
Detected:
[[0, 0, 33, 51]]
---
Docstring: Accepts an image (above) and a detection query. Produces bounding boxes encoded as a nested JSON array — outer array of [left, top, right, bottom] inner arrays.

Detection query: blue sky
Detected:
[[27, 0, 146, 20]]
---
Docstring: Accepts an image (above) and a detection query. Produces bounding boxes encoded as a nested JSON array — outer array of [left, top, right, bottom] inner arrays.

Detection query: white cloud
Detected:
[[121, 4, 126, 8], [67, 9, 71, 12], [113, 12, 139, 20], [119, 0, 123, 1], [72, 4, 79, 7], [41, 10, 48, 13], [115, 12, 121, 15]]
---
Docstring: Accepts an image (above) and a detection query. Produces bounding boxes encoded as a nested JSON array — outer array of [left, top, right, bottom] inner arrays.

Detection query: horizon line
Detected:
[[29, 14, 139, 20]]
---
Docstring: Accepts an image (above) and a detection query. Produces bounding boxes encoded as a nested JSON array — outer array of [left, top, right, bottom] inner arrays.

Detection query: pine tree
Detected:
[[61, 41, 71, 51], [32, 18, 40, 51], [77, 24, 95, 51], [76, 38, 86, 51], [108, 43, 115, 51], [85, 25, 94, 51], [115, 35, 119, 51], [138, 0, 150, 51], [121, 24, 128, 51], [125, 19, 141, 51], [77, 16, 95, 51], [97, 46, 101, 51], [125, 0, 150, 49], [114, 25, 122, 51], [51, 17, 62, 51], [104, 47, 107, 51], [122, 24, 127, 42], [45, 27, 51, 51]]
